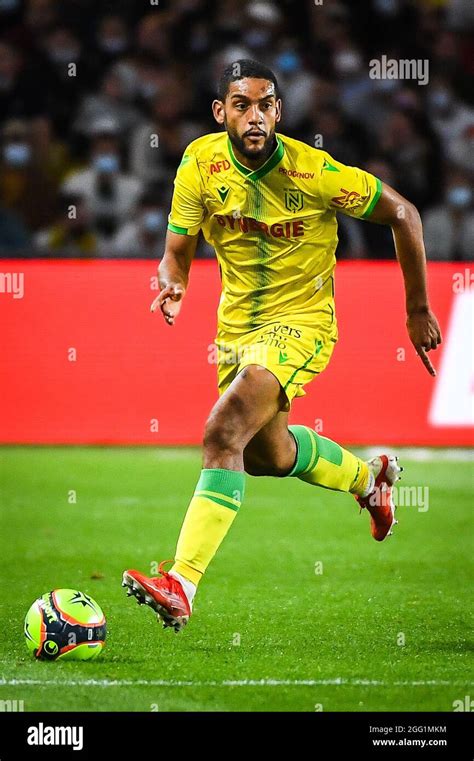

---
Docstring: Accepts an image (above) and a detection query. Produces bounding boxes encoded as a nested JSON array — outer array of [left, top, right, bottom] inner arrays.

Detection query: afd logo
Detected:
[[210, 160, 230, 174], [27, 723, 84, 751]]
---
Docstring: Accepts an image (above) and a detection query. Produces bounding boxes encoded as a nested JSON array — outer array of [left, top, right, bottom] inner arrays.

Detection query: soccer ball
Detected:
[[24, 589, 106, 661]]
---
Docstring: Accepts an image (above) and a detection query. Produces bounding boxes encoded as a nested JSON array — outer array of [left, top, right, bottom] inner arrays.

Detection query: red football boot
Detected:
[[355, 455, 403, 541], [122, 560, 191, 632]]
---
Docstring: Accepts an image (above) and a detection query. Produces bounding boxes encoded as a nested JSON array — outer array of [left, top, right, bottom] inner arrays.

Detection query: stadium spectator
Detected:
[[107, 189, 168, 258], [447, 0, 474, 29], [24, 0, 58, 36], [331, 43, 372, 122], [308, 106, 369, 167], [133, 58, 171, 106], [34, 191, 98, 257], [0, 41, 46, 121], [4, 0, 59, 54], [423, 172, 474, 261], [349, 76, 402, 143], [0, 118, 56, 230], [379, 109, 441, 210], [242, 1, 282, 57], [447, 123, 474, 175], [427, 76, 474, 155], [62, 126, 143, 243], [0, 205, 31, 253], [40, 24, 97, 138], [362, 157, 399, 260], [31, 116, 72, 187], [0, 0, 471, 260], [335, 215, 367, 260], [271, 42, 317, 134], [73, 64, 141, 140], [130, 82, 204, 185], [94, 14, 131, 67], [135, 13, 173, 62]]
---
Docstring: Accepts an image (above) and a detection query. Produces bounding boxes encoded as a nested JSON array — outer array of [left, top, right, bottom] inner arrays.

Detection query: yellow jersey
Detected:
[[167, 131, 382, 333]]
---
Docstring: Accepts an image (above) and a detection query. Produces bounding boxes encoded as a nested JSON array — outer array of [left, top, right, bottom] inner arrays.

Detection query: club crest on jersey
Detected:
[[217, 185, 230, 203], [284, 188, 304, 212]]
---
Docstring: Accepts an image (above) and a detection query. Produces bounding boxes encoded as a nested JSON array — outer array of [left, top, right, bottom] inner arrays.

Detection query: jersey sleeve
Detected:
[[317, 152, 382, 219], [167, 150, 205, 236]]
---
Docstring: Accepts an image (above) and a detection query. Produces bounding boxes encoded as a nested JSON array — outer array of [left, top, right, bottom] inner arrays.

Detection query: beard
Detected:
[[225, 120, 276, 163]]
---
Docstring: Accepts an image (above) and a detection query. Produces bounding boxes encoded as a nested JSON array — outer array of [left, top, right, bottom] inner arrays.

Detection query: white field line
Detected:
[[356, 448, 473, 462], [0, 677, 471, 688]]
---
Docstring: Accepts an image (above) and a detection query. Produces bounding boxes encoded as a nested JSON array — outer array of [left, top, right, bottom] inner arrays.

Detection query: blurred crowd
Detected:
[[0, 0, 473, 260]]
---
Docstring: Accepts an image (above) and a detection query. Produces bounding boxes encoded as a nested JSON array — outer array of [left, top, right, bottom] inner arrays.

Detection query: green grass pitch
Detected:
[[1, 446, 472, 712]]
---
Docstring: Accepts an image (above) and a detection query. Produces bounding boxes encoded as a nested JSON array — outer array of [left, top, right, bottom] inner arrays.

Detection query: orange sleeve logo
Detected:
[[330, 188, 369, 210]]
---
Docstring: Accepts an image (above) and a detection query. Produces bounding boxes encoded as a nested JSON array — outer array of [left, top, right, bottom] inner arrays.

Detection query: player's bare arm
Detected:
[[150, 230, 198, 325], [365, 183, 442, 376]]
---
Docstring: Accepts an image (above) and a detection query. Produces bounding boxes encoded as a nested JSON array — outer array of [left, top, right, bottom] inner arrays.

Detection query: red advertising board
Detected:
[[0, 260, 472, 446]]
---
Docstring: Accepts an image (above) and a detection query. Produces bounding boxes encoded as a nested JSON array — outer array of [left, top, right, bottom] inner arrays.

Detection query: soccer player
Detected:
[[123, 60, 442, 632]]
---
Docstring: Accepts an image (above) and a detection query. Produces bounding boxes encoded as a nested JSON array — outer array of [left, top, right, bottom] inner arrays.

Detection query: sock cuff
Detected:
[[288, 425, 319, 476], [195, 468, 245, 508]]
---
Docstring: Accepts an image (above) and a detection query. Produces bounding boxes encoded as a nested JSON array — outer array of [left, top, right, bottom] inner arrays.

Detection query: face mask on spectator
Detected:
[[446, 186, 472, 209], [48, 47, 80, 64], [100, 37, 127, 54], [333, 50, 362, 76], [189, 27, 209, 55], [275, 51, 302, 75], [243, 29, 271, 50], [428, 89, 452, 112], [373, 77, 398, 93], [141, 210, 164, 233], [113, 62, 138, 98], [139, 81, 159, 99], [3, 142, 31, 166], [0, 0, 20, 10], [94, 153, 120, 174], [374, 0, 398, 14]]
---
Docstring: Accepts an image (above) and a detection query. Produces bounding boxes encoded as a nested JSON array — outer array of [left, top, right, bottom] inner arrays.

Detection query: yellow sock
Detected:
[[171, 468, 245, 587], [288, 425, 369, 495]]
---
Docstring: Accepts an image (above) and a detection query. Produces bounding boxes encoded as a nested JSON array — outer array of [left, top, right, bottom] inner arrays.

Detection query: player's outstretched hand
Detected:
[[406, 309, 442, 376], [150, 285, 185, 326]]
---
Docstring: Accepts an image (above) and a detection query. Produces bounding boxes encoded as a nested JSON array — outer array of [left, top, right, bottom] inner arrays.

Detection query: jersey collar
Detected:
[[227, 135, 284, 181]]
